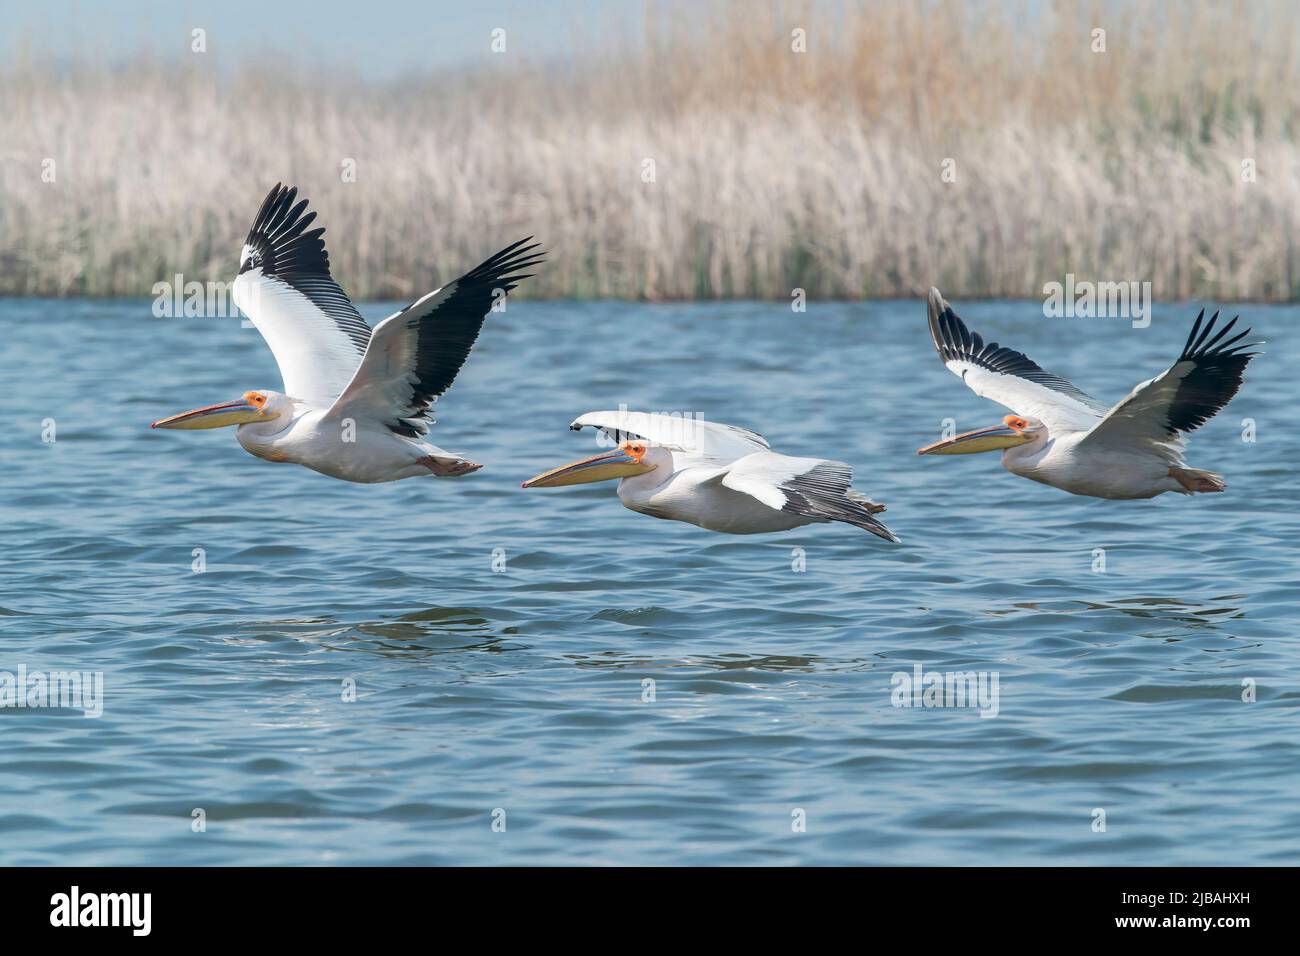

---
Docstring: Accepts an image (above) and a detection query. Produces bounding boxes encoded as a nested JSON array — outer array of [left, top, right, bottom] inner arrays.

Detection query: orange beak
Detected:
[[151, 397, 267, 430]]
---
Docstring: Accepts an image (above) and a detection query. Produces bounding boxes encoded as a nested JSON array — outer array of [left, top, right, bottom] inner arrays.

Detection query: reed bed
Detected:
[[3, 0, 1299, 300]]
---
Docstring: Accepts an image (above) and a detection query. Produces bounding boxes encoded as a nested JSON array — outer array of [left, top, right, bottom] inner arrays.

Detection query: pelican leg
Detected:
[[847, 489, 887, 514], [1168, 466, 1226, 493], [420, 455, 483, 477]]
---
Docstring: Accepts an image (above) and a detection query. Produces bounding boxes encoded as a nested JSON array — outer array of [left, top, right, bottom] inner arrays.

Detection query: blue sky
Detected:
[[0, 0, 649, 76]]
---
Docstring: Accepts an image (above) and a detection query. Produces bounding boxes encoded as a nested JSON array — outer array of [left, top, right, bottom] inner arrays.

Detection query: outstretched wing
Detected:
[[1080, 310, 1259, 461], [231, 184, 371, 407], [570, 409, 770, 468], [720, 453, 899, 542], [928, 288, 1107, 433], [326, 239, 544, 436]]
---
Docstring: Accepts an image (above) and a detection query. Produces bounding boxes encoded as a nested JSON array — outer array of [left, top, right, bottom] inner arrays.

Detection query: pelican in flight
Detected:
[[522, 411, 900, 541], [152, 183, 543, 482], [917, 289, 1259, 499]]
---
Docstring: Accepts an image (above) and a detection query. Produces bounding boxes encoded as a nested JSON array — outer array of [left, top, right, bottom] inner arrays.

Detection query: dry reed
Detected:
[[2, 0, 1298, 300]]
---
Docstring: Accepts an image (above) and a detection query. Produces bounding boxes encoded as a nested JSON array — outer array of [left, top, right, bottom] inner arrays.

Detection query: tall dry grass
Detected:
[[2, 0, 1299, 300]]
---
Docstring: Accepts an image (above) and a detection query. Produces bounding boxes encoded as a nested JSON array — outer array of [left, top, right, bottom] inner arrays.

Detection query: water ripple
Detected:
[[0, 299, 1297, 864]]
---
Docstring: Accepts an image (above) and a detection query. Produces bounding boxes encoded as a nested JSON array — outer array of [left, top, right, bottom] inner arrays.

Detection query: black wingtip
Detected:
[[927, 287, 947, 314], [1161, 307, 1262, 434], [857, 514, 901, 543], [1181, 309, 1206, 358], [1180, 308, 1261, 361], [460, 238, 547, 294], [927, 287, 953, 357]]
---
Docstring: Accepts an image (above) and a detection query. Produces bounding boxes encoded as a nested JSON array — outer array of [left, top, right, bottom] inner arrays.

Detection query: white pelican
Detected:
[[522, 410, 900, 541], [917, 289, 1259, 498], [152, 183, 543, 482]]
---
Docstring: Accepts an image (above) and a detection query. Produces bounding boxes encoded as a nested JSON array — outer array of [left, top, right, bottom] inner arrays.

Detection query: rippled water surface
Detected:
[[2, 297, 1297, 865]]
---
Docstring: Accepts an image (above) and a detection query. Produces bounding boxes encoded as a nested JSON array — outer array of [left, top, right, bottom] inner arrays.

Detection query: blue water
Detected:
[[1, 297, 1297, 865]]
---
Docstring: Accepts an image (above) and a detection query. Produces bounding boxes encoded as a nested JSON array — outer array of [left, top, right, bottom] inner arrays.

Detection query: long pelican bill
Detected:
[[151, 397, 268, 430], [522, 448, 653, 488], [917, 422, 1035, 455]]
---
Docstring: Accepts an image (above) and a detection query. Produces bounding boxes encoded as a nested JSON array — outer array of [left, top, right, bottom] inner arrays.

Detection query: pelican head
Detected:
[[917, 414, 1044, 455], [522, 440, 661, 488], [151, 390, 285, 430]]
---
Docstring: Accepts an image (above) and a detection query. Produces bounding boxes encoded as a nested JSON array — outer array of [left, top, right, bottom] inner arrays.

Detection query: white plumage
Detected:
[[920, 288, 1260, 498], [525, 410, 899, 540], [154, 183, 543, 483]]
